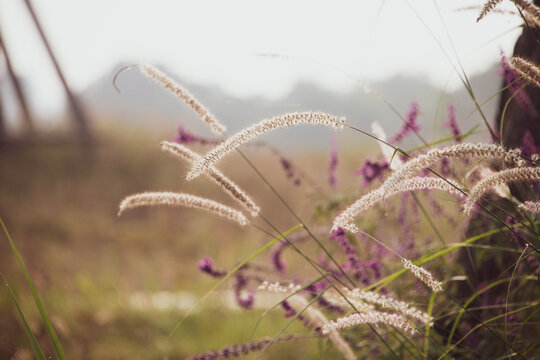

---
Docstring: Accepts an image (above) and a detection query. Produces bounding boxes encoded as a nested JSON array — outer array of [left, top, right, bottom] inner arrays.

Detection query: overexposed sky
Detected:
[[0, 0, 523, 107]]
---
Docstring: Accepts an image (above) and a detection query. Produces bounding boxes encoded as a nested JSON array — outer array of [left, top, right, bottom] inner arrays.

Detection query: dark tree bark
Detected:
[[437, 6, 540, 354], [0, 29, 34, 134], [495, 8, 540, 153], [23, 0, 93, 143]]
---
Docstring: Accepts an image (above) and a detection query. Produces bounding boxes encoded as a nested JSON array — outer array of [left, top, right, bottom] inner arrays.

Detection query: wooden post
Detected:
[[0, 29, 34, 134], [23, 0, 93, 143]]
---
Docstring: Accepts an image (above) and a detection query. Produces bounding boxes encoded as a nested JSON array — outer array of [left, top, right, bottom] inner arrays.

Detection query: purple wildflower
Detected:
[[317, 254, 345, 278], [174, 124, 200, 144], [305, 280, 345, 314], [499, 50, 537, 117], [443, 104, 462, 142], [440, 157, 451, 177], [234, 274, 254, 309], [198, 257, 226, 278], [270, 242, 287, 273], [355, 159, 389, 187], [280, 157, 301, 186], [187, 335, 298, 360], [330, 227, 361, 271], [389, 101, 421, 144], [521, 130, 539, 158], [363, 258, 382, 279], [280, 300, 321, 333], [329, 138, 338, 189]]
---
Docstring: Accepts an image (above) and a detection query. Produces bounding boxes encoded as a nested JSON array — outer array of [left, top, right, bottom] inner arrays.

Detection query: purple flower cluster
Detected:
[[270, 242, 287, 273], [389, 101, 421, 144], [305, 280, 344, 314], [280, 157, 301, 186], [174, 123, 218, 145], [280, 300, 321, 333], [198, 257, 226, 278], [186, 334, 297, 360], [329, 138, 338, 189], [198, 258, 254, 309], [174, 124, 201, 144], [234, 274, 254, 309], [355, 159, 389, 187], [443, 104, 462, 142], [330, 228, 361, 271]]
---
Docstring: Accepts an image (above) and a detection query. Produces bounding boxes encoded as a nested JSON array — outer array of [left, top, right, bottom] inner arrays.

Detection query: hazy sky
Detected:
[[0, 0, 523, 113]]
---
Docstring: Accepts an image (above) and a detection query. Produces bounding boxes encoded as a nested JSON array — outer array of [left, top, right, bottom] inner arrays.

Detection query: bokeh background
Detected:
[[0, 1, 528, 359]]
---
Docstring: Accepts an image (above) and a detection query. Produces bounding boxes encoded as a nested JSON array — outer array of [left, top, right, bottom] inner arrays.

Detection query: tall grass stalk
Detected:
[[1, 218, 66, 360]]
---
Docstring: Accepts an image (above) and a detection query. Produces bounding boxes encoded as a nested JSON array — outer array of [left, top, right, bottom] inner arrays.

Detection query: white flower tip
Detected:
[[185, 171, 198, 181]]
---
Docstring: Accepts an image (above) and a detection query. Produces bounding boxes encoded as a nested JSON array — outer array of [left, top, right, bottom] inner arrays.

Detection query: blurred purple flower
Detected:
[[389, 101, 421, 144], [355, 159, 389, 187], [440, 157, 451, 177], [363, 258, 382, 279], [329, 138, 338, 189], [234, 274, 254, 309], [174, 124, 201, 144], [330, 227, 361, 271], [280, 157, 301, 186], [443, 104, 462, 142], [270, 243, 287, 273], [280, 300, 321, 333], [198, 257, 226, 278]]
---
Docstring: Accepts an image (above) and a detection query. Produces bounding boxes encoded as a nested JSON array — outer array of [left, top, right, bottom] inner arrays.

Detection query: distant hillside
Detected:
[[82, 63, 503, 148]]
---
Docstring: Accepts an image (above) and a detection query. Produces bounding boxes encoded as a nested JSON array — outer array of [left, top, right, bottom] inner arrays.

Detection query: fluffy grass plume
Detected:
[[333, 177, 464, 233], [401, 259, 443, 292], [161, 141, 260, 216], [336, 287, 431, 324], [464, 166, 540, 215], [186, 112, 345, 180], [511, 0, 540, 26], [322, 311, 416, 336], [509, 57, 540, 88], [382, 143, 523, 196], [519, 200, 540, 213], [477, 0, 504, 21], [139, 64, 226, 135], [118, 192, 249, 226]]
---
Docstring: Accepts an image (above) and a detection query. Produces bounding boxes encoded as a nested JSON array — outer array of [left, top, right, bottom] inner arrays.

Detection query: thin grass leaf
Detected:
[[0, 218, 66, 360], [3, 278, 46, 360], [424, 292, 438, 360]]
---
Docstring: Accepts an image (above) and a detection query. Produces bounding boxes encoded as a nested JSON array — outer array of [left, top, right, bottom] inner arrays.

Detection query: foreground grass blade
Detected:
[[3, 278, 47, 360], [0, 218, 66, 360]]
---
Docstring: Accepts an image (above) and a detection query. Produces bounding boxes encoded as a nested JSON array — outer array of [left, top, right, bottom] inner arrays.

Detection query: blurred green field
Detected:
[[0, 127, 367, 360]]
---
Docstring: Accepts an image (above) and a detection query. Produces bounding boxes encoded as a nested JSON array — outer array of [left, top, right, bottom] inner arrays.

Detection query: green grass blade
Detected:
[[0, 218, 66, 360], [3, 278, 46, 360], [424, 291, 437, 359]]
